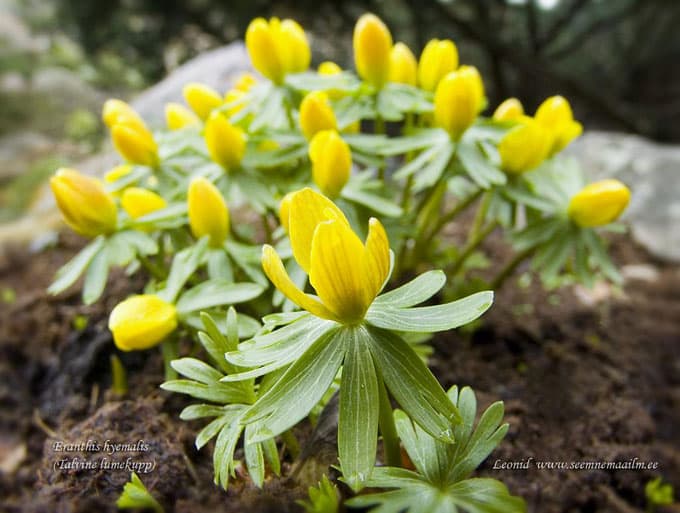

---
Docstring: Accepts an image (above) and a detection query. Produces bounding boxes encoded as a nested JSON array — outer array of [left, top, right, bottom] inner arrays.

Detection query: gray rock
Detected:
[[0, 131, 55, 182], [567, 131, 680, 263], [131, 42, 252, 127], [31, 67, 106, 121]]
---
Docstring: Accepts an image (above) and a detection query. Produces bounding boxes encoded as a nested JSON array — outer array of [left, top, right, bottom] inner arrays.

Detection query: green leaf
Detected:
[[171, 357, 224, 384], [582, 229, 622, 283], [48, 236, 105, 295], [117, 472, 164, 513], [160, 379, 251, 404], [261, 436, 281, 476], [367, 291, 493, 333], [285, 71, 361, 93], [339, 327, 380, 491], [457, 142, 506, 189], [180, 404, 229, 420], [161, 238, 209, 303], [378, 129, 447, 156], [82, 246, 109, 305], [366, 327, 460, 441], [244, 425, 265, 488], [373, 270, 446, 308], [240, 327, 345, 442], [413, 142, 455, 191], [242, 143, 308, 169], [341, 187, 403, 217], [176, 280, 265, 315], [213, 416, 244, 489], [195, 415, 232, 449], [207, 249, 233, 281], [447, 478, 526, 513], [394, 410, 447, 483]]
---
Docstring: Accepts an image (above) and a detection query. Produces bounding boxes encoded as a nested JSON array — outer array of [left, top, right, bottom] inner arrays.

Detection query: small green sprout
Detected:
[[72, 314, 89, 331], [646, 477, 674, 513], [117, 472, 163, 513], [1, 287, 16, 304], [297, 475, 340, 513]]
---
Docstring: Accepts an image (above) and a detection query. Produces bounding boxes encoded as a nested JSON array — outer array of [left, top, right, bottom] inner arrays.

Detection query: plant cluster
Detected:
[[48, 12, 631, 512]]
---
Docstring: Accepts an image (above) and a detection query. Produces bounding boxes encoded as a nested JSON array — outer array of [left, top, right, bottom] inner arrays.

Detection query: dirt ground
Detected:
[[0, 231, 678, 513]]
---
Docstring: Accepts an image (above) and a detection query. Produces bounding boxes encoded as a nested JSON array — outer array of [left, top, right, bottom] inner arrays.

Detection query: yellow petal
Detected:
[[246, 18, 284, 84], [309, 219, 369, 323], [279, 19, 311, 74], [353, 13, 392, 88], [318, 61, 342, 75], [568, 179, 631, 227], [434, 66, 484, 140], [287, 188, 349, 273], [279, 192, 294, 232], [299, 91, 337, 140], [183, 83, 223, 121], [234, 72, 257, 92], [165, 102, 200, 130], [498, 118, 549, 175], [389, 42, 417, 86], [204, 112, 246, 170], [121, 187, 167, 219], [109, 295, 177, 351], [188, 177, 230, 247], [102, 99, 148, 135], [261, 244, 336, 320], [104, 164, 133, 184], [417, 39, 458, 92], [309, 130, 351, 199], [493, 98, 524, 122], [111, 124, 159, 167], [363, 218, 390, 302]]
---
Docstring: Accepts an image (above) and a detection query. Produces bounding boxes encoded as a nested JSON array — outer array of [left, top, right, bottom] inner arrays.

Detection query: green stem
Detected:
[[377, 376, 401, 467], [469, 190, 493, 242], [162, 337, 179, 381], [425, 189, 483, 243], [490, 246, 536, 291], [137, 254, 165, 281], [110, 354, 128, 396], [261, 213, 273, 244], [282, 430, 301, 460], [448, 220, 498, 276]]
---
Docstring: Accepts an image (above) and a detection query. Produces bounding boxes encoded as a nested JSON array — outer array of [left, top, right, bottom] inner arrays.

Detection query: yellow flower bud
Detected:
[[245, 17, 310, 84], [165, 102, 200, 130], [102, 99, 148, 135], [309, 130, 351, 199], [234, 72, 257, 92], [183, 83, 223, 121], [111, 124, 159, 168], [417, 39, 459, 92], [120, 187, 167, 219], [299, 91, 337, 140], [204, 112, 246, 171], [535, 95, 583, 156], [104, 164, 133, 184], [318, 61, 342, 75], [109, 294, 178, 351], [353, 13, 393, 89], [434, 66, 484, 140], [50, 168, 117, 237], [568, 179, 631, 228], [498, 117, 549, 175], [493, 98, 524, 122], [188, 177, 230, 247], [388, 42, 417, 86]]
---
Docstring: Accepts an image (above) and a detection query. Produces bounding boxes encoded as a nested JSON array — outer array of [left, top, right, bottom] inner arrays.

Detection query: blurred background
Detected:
[[1, 0, 680, 225]]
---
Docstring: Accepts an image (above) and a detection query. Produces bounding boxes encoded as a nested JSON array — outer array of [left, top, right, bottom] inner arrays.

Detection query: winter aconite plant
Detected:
[[46, 11, 633, 512]]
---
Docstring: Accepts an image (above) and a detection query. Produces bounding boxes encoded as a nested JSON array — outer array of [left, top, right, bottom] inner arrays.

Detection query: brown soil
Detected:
[[0, 231, 678, 513]]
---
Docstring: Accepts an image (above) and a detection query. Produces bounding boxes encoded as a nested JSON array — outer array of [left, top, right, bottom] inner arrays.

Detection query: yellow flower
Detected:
[[309, 130, 351, 199], [234, 72, 257, 92], [102, 99, 148, 135], [120, 187, 167, 219], [353, 13, 393, 89], [498, 117, 549, 175], [50, 168, 117, 237], [318, 61, 342, 75], [104, 164, 133, 184], [568, 179, 631, 228], [263, 188, 390, 324], [493, 98, 524, 122], [434, 66, 484, 140], [417, 39, 459, 92], [388, 42, 417, 86], [299, 91, 337, 140], [204, 112, 246, 171], [535, 95, 583, 156], [245, 17, 310, 84], [183, 83, 223, 121], [111, 124, 159, 168], [109, 294, 178, 351], [188, 177, 230, 247], [165, 102, 200, 130]]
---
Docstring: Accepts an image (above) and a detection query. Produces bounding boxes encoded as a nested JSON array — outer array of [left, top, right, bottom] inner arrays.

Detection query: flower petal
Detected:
[[309, 219, 368, 323], [261, 244, 336, 320], [288, 188, 348, 273], [363, 218, 390, 303]]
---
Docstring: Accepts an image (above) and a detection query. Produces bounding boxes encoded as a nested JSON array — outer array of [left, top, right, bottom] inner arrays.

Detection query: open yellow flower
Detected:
[[245, 17, 310, 84], [165, 102, 200, 130], [309, 130, 351, 199], [263, 188, 390, 324], [353, 13, 392, 89], [299, 91, 337, 140], [121, 187, 167, 219], [535, 95, 583, 156], [493, 98, 524, 122], [188, 177, 230, 247], [109, 294, 178, 351], [434, 66, 484, 141], [389, 42, 417, 86], [568, 179, 631, 227], [417, 39, 459, 92], [204, 112, 246, 171], [498, 117, 550, 175], [183, 83, 223, 121], [50, 168, 118, 237]]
